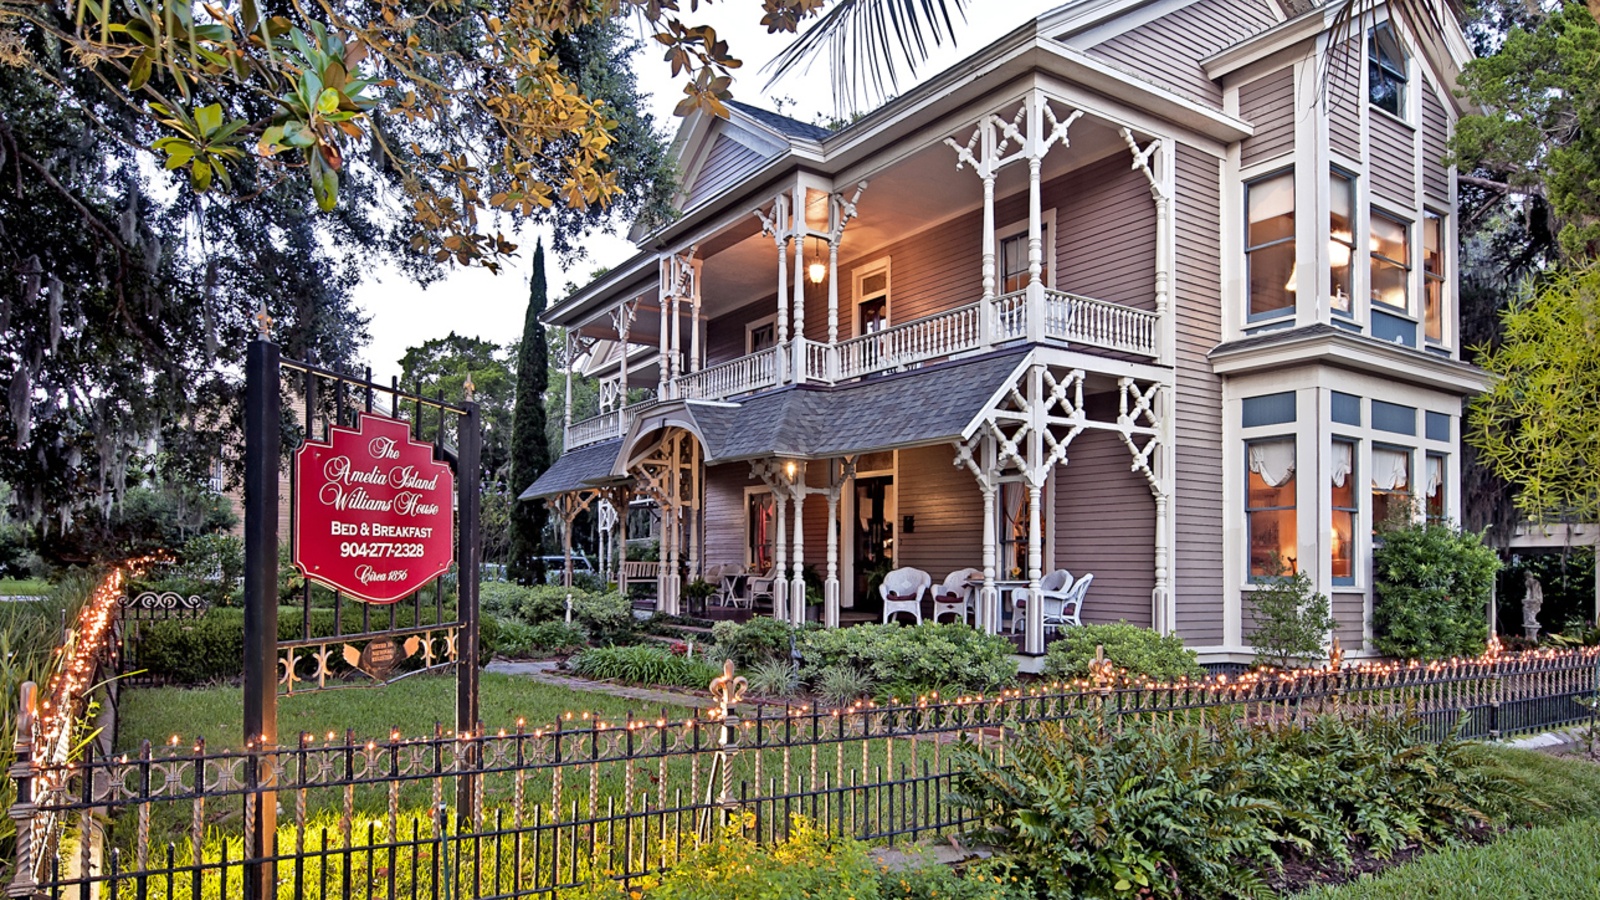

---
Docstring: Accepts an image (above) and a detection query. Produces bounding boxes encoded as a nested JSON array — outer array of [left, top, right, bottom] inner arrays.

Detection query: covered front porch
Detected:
[[524, 347, 1174, 655]]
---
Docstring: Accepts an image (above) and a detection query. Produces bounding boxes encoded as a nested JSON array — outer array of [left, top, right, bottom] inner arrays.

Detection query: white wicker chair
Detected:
[[932, 567, 980, 624], [1011, 569, 1072, 633], [1043, 573, 1092, 631], [879, 567, 932, 625], [747, 566, 779, 610]]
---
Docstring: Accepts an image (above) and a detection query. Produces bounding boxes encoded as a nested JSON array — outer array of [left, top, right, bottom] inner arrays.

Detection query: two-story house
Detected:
[[520, 0, 1488, 663]]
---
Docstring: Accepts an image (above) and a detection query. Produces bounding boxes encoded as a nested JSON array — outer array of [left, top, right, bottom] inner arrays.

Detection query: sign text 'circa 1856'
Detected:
[[293, 413, 454, 603]]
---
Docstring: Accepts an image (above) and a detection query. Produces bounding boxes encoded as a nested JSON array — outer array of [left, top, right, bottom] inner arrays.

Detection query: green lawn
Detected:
[[117, 671, 694, 751], [0, 577, 50, 595], [1290, 817, 1600, 899]]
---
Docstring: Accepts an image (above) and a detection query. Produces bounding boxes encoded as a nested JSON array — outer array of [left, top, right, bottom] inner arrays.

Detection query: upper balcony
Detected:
[[566, 287, 1159, 449]]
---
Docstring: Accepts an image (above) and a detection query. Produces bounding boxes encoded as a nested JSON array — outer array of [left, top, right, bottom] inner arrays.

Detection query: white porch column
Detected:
[[790, 484, 807, 623], [980, 477, 999, 634], [825, 474, 841, 629], [773, 492, 789, 622], [657, 263, 670, 398], [792, 189, 808, 384], [616, 303, 632, 427], [1025, 480, 1045, 654], [826, 236, 840, 346], [980, 169, 997, 349], [690, 272, 703, 374], [1025, 122, 1045, 345], [1153, 493, 1171, 634], [562, 330, 573, 433], [670, 290, 682, 388]]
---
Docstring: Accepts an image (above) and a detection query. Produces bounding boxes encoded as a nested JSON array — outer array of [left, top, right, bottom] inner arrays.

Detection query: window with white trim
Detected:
[[1247, 438, 1297, 577], [747, 489, 775, 572], [1371, 445, 1412, 532], [1330, 170, 1356, 314], [747, 314, 777, 353], [1370, 212, 1410, 312], [995, 212, 1057, 294], [1423, 212, 1445, 342], [1425, 453, 1446, 522], [1368, 22, 1408, 118], [1331, 439, 1357, 584], [1246, 171, 1296, 318]]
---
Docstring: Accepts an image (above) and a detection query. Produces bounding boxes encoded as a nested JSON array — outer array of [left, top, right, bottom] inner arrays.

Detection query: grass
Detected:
[[117, 671, 696, 751], [1290, 817, 1600, 899], [0, 577, 50, 595]]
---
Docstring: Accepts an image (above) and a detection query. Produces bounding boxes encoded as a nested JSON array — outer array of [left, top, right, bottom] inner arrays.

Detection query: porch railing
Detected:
[[565, 408, 622, 449], [835, 302, 984, 380], [1043, 289, 1158, 356], [673, 345, 780, 401]]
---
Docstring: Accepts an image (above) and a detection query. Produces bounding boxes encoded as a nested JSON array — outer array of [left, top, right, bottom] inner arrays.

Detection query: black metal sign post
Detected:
[[242, 334, 485, 885], [242, 337, 280, 900]]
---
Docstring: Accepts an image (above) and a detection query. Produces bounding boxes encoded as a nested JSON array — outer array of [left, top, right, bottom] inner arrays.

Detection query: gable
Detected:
[[686, 132, 772, 208], [1065, 0, 1281, 107]]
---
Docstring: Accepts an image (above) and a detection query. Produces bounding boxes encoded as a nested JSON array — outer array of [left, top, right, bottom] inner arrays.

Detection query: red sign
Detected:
[[293, 413, 454, 604]]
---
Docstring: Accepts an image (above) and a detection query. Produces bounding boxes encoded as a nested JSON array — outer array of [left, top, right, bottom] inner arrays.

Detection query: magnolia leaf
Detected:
[[194, 103, 223, 135], [316, 87, 340, 115], [128, 50, 154, 90]]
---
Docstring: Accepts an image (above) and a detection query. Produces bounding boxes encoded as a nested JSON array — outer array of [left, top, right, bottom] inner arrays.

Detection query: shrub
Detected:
[[744, 659, 800, 697], [711, 618, 796, 667], [567, 644, 720, 688], [1041, 622, 1204, 683], [1374, 521, 1499, 659], [513, 584, 601, 624], [797, 623, 1017, 695], [568, 591, 640, 645], [491, 619, 586, 658], [949, 712, 1520, 900], [814, 664, 874, 707], [645, 818, 877, 900], [1248, 556, 1338, 669]]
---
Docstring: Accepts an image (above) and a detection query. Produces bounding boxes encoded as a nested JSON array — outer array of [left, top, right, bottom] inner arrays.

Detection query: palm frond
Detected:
[[762, 0, 970, 117]]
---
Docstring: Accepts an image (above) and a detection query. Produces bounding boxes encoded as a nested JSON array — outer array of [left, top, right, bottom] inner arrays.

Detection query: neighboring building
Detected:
[[522, 0, 1487, 663]]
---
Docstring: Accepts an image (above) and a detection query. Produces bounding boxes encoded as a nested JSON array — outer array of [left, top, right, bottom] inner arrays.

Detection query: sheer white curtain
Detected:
[[1330, 441, 1354, 488], [1248, 439, 1296, 487], [1426, 455, 1443, 495], [1372, 448, 1409, 491]]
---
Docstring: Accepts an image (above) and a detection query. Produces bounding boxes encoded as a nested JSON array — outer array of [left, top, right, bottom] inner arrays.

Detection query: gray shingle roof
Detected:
[[519, 349, 1032, 498], [726, 100, 833, 142], [517, 438, 623, 501]]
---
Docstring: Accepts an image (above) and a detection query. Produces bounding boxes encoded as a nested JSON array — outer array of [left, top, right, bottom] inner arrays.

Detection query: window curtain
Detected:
[[1248, 440, 1296, 487], [1426, 455, 1444, 496], [1002, 482, 1026, 534], [1372, 448, 1409, 491], [1330, 441, 1353, 488]]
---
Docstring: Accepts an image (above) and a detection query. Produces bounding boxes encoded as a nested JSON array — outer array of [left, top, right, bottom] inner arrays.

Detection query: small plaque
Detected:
[[358, 637, 401, 679]]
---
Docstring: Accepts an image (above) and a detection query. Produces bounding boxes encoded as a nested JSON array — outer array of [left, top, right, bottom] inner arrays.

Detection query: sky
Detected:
[[353, 2, 1059, 383]]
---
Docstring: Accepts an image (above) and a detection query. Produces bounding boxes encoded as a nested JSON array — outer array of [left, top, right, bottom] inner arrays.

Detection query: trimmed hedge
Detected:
[[136, 606, 491, 684], [1041, 622, 1204, 683], [798, 622, 1017, 696]]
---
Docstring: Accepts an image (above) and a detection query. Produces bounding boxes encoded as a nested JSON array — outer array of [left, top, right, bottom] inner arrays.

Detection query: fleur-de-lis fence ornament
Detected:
[[700, 659, 749, 839]]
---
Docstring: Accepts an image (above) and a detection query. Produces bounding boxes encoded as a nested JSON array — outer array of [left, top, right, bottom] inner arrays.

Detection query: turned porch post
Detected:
[[773, 491, 789, 622], [790, 481, 807, 624], [825, 467, 842, 629], [1025, 479, 1045, 654], [792, 189, 808, 384]]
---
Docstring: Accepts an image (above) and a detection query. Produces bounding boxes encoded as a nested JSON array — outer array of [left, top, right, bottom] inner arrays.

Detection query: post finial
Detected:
[[463, 372, 476, 402], [253, 303, 274, 340]]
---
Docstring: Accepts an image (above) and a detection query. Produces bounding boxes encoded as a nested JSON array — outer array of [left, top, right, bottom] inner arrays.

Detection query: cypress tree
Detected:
[[509, 240, 551, 585]]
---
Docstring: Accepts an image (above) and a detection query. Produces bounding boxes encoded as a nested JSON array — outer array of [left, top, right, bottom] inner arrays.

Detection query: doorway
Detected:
[[853, 475, 895, 615]]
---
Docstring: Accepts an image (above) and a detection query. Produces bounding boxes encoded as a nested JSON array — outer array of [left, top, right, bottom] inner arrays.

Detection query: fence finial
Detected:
[[1328, 635, 1344, 672]]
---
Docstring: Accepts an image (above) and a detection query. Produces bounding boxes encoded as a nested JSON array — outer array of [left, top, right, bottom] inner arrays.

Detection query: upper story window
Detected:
[[1370, 212, 1410, 312], [1246, 171, 1296, 319], [857, 267, 889, 334], [997, 214, 1055, 293], [1330, 170, 1356, 314], [1423, 212, 1445, 342], [1368, 22, 1408, 118], [748, 316, 777, 353]]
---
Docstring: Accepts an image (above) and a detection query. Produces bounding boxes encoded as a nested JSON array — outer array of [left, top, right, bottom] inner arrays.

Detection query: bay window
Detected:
[[1331, 440, 1357, 583], [1246, 172, 1296, 318], [1371, 446, 1411, 532], [1370, 212, 1410, 312], [1247, 438, 1297, 577]]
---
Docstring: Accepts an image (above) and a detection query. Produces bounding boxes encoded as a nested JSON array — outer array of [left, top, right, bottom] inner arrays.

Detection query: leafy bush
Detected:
[[711, 618, 796, 668], [950, 712, 1519, 900], [798, 623, 1017, 695], [567, 644, 720, 688], [814, 664, 874, 707], [491, 619, 586, 658], [744, 659, 800, 697], [513, 584, 601, 624], [1041, 622, 1204, 683], [1248, 557, 1338, 669], [1374, 522, 1499, 659], [568, 590, 640, 645]]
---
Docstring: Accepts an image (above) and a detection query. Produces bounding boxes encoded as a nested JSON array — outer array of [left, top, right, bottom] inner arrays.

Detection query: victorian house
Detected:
[[521, 0, 1487, 664]]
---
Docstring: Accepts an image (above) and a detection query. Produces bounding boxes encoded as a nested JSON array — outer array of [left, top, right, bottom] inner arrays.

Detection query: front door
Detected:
[[853, 475, 895, 614]]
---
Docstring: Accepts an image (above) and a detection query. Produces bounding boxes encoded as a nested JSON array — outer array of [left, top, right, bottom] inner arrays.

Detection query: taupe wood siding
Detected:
[[1368, 112, 1416, 206], [688, 134, 768, 208], [1054, 429, 1155, 626], [896, 444, 985, 581], [1421, 76, 1450, 203], [1328, 40, 1363, 162], [1057, 155, 1159, 310], [1087, 0, 1277, 108], [1172, 145, 1225, 646], [819, 157, 1156, 341], [1331, 591, 1366, 652], [705, 294, 778, 367], [1239, 68, 1296, 168], [703, 463, 753, 569]]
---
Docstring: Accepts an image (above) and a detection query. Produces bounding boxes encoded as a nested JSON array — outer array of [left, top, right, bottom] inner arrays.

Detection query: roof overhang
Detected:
[[1209, 325, 1491, 396]]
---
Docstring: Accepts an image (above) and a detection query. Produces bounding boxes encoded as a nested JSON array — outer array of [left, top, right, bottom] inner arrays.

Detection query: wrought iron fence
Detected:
[[9, 647, 1598, 899]]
